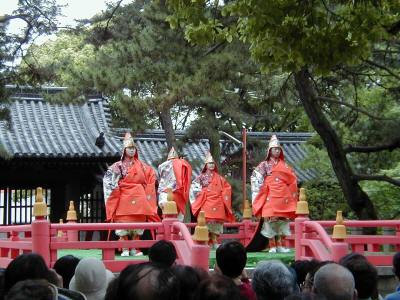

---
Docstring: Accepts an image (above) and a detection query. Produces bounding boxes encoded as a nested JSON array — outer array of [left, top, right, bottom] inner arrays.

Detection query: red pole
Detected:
[[242, 128, 247, 210], [32, 216, 51, 266]]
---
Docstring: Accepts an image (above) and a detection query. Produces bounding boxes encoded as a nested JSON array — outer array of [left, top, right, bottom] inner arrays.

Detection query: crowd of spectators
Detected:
[[0, 240, 399, 300]]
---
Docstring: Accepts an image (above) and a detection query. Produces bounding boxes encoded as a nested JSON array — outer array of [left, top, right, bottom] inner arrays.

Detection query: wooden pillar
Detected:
[[49, 184, 66, 223]]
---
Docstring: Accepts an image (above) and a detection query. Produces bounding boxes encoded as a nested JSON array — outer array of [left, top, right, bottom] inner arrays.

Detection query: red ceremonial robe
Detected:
[[252, 159, 297, 219], [105, 158, 160, 223], [191, 171, 234, 223], [171, 159, 192, 215]]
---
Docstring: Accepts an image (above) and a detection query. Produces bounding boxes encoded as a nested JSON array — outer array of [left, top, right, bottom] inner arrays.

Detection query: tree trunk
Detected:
[[294, 69, 378, 220], [209, 131, 221, 168], [205, 109, 221, 166], [158, 108, 177, 151]]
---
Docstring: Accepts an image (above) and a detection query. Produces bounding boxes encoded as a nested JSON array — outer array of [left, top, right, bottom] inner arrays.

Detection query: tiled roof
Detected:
[[1, 87, 315, 181], [0, 87, 121, 158]]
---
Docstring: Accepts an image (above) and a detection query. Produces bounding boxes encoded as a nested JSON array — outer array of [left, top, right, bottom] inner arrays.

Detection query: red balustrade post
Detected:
[[331, 241, 348, 262], [396, 225, 400, 252], [32, 187, 51, 266], [10, 231, 20, 259], [66, 201, 79, 242], [191, 243, 210, 271], [331, 211, 349, 262], [162, 190, 179, 240], [242, 199, 253, 246], [192, 211, 210, 271], [294, 216, 308, 260], [162, 217, 177, 241], [242, 219, 252, 246], [32, 216, 51, 266], [295, 188, 309, 260]]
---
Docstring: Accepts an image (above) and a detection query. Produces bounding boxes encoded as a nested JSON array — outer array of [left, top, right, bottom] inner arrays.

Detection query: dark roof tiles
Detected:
[[0, 88, 316, 181], [0, 93, 121, 158]]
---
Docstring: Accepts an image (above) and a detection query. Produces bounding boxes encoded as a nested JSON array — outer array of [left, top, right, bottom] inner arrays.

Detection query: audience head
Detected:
[[172, 265, 209, 300], [148, 240, 177, 268], [313, 263, 356, 300], [53, 255, 80, 288], [292, 260, 320, 287], [284, 292, 327, 300], [393, 251, 400, 280], [4, 253, 54, 294], [5, 279, 56, 300], [195, 274, 241, 300], [0, 268, 6, 299], [339, 253, 378, 299], [69, 257, 114, 300], [105, 262, 180, 300], [216, 240, 246, 278], [300, 261, 333, 293], [252, 260, 296, 300]]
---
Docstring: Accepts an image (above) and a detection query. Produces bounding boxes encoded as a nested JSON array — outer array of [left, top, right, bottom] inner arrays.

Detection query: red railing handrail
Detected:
[[0, 225, 31, 232], [316, 220, 400, 227], [51, 222, 162, 230], [2, 217, 400, 269], [303, 221, 335, 248], [171, 221, 195, 247]]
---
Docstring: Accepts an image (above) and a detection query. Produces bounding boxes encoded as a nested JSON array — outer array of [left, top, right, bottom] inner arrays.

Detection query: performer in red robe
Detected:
[[158, 147, 192, 221], [103, 132, 159, 256], [251, 134, 298, 253], [190, 152, 235, 248]]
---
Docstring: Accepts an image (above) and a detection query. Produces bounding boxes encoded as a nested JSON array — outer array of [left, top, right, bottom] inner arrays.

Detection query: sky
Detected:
[[1, 0, 130, 34], [1, 0, 112, 25]]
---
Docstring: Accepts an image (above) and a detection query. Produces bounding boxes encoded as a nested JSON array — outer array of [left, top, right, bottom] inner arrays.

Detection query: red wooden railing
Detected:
[[0, 216, 210, 272], [294, 217, 400, 265], [1, 215, 399, 271]]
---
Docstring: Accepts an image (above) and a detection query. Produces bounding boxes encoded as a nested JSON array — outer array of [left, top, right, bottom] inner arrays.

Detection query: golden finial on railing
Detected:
[[332, 210, 347, 239], [57, 219, 64, 238], [296, 188, 309, 216], [242, 199, 252, 219], [192, 211, 209, 242], [163, 189, 178, 215], [66, 201, 77, 221], [33, 187, 48, 217]]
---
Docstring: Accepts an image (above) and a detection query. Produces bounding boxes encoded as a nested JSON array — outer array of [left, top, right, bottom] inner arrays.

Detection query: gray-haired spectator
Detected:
[[313, 263, 357, 300], [252, 260, 297, 300], [69, 257, 114, 300]]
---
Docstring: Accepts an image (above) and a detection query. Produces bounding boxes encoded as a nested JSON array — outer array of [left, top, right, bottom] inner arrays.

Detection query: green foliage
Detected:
[[361, 162, 400, 219], [303, 180, 350, 220], [168, 0, 400, 74], [166, 0, 400, 219], [298, 142, 350, 220], [21, 33, 96, 89], [299, 143, 336, 179], [22, 0, 308, 137]]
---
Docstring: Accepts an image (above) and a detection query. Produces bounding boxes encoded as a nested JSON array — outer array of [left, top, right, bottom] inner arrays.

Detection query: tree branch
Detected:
[[354, 174, 400, 187], [363, 59, 400, 81], [0, 14, 30, 23], [387, 19, 400, 35], [203, 41, 226, 56], [344, 137, 400, 153], [103, 0, 124, 37], [317, 96, 393, 121]]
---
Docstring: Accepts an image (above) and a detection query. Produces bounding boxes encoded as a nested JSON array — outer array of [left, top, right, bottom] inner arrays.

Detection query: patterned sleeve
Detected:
[[157, 161, 177, 194], [189, 176, 202, 205], [250, 162, 267, 203], [103, 162, 121, 203]]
